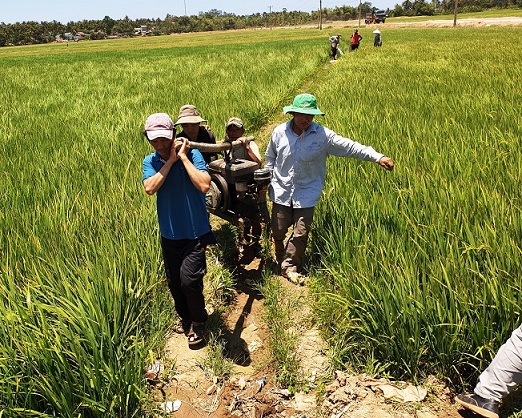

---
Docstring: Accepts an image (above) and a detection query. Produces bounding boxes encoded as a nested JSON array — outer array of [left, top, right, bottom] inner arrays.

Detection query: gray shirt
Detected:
[[264, 120, 383, 208]]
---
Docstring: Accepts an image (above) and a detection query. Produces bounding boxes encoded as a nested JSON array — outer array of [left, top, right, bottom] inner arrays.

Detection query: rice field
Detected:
[[1, 24, 521, 415], [311, 26, 522, 385]]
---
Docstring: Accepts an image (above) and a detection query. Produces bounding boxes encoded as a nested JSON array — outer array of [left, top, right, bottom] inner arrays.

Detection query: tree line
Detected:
[[1, 1, 519, 47]]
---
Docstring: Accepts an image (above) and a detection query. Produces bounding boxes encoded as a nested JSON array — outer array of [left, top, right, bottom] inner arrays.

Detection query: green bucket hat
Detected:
[[283, 93, 325, 116]]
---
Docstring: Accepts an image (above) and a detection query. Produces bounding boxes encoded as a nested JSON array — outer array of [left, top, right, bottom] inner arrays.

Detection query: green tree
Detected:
[[102, 15, 115, 35], [112, 16, 134, 36]]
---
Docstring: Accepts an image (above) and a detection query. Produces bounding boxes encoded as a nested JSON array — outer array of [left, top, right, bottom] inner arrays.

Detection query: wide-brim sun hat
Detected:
[[144, 113, 174, 140], [283, 93, 325, 116], [175, 104, 207, 126]]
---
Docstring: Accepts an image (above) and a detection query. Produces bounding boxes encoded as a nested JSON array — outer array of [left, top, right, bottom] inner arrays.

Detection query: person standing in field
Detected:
[[350, 29, 363, 51], [223, 117, 263, 251], [264, 93, 394, 285], [329, 34, 342, 61], [455, 324, 522, 418], [224, 117, 262, 166], [373, 29, 382, 47], [142, 112, 215, 347], [175, 104, 218, 165]]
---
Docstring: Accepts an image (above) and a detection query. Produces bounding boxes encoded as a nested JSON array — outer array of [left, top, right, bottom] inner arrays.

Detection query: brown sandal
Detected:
[[173, 319, 192, 335]]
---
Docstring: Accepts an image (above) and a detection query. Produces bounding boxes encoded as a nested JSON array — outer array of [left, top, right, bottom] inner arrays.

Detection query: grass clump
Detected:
[[260, 276, 301, 391]]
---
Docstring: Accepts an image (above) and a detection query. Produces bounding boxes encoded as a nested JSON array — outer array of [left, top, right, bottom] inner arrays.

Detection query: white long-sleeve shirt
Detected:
[[264, 120, 384, 209]]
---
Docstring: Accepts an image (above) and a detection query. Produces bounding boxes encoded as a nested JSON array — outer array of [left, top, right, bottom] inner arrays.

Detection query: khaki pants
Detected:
[[271, 203, 314, 273]]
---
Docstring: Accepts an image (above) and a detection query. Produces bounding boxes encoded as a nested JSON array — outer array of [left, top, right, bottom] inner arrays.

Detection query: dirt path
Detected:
[[147, 250, 474, 417], [299, 16, 522, 30], [385, 16, 522, 27]]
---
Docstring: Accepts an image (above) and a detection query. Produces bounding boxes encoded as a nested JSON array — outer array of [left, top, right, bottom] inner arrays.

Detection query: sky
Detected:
[[2, 0, 398, 25]]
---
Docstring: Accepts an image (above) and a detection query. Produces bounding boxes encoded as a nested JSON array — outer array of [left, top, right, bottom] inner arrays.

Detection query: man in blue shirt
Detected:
[[265, 94, 394, 284], [142, 113, 215, 347]]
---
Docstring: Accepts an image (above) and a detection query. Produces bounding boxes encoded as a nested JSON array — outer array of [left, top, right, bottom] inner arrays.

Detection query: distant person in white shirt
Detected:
[[329, 34, 342, 60], [264, 93, 394, 284], [373, 29, 382, 47]]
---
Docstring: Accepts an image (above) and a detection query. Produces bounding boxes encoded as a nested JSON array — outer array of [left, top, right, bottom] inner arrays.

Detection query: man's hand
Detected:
[[239, 136, 250, 150], [167, 139, 179, 163], [378, 156, 394, 171], [176, 138, 190, 156], [176, 138, 190, 159]]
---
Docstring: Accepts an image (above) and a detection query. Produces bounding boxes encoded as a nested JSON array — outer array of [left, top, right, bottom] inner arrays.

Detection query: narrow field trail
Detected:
[[148, 251, 470, 417], [154, 253, 328, 417]]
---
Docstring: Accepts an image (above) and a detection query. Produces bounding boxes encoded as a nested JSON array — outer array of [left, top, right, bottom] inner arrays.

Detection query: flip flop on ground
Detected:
[[187, 323, 206, 347], [173, 319, 192, 335]]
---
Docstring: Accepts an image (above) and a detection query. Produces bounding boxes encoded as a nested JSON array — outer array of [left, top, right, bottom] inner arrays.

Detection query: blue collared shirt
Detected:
[[264, 120, 384, 208]]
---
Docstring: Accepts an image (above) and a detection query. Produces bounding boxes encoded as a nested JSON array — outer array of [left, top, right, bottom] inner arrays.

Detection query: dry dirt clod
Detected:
[[206, 383, 218, 395]]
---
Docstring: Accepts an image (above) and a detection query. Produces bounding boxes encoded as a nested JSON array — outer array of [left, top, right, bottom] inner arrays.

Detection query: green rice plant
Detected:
[[0, 28, 327, 416], [0, 249, 170, 417], [310, 26, 522, 387], [204, 246, 236, 309], [260, 276, 301, 391], [198, 331, 234, 382], [1, 22, 521, 415]]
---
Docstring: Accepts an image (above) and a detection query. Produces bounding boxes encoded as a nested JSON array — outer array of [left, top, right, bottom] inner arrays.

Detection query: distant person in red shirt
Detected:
[[350, 29, 363, 52]]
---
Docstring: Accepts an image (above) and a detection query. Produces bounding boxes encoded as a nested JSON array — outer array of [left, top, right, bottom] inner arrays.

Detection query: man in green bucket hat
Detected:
[[265, 93, 394, 285]]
